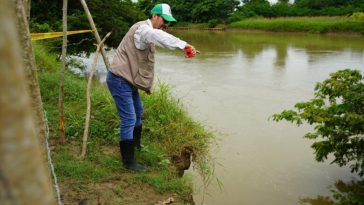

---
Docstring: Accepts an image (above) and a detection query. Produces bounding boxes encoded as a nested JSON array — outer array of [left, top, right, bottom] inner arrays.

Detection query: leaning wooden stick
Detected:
[[80, 0, 110, 70], [80, 32, 111, 159]]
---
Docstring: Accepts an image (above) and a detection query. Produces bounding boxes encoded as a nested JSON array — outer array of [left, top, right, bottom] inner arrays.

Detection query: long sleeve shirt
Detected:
[[134, 19, 186, 50]]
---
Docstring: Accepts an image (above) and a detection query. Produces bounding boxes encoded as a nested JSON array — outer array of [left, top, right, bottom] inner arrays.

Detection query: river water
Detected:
[[84, 30, 364, 205], [155, 31, 364, 205]]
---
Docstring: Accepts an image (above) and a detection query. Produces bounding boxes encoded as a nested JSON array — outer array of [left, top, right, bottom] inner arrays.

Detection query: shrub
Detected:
[[351, 12, 364, 21], [272, 69, 364, 177]]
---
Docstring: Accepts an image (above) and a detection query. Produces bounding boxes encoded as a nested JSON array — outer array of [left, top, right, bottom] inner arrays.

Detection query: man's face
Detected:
[[152, 14, 170, 29]]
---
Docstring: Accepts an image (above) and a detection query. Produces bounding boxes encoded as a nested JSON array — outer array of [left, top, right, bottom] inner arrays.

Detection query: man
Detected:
[[107, 3, 198, 172]]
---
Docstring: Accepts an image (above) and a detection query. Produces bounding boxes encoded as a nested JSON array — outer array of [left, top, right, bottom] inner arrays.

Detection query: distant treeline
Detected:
[[30, 0, 364, 53], [232, 0, 364, 21], [140, 0, 364, 22]]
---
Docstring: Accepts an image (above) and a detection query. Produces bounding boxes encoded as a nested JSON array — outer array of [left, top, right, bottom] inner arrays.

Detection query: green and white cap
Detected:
[[150, 3, 177, 22]]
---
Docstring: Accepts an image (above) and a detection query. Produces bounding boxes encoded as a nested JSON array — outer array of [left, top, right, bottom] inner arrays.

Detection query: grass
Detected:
[[135, 171, 193, 196], [229, 16, 364, 34], [33, 43, 60, 72], [35, 43, 213, 204], [174, 22, 227, 29], [142, 83, 212, 160], [53, 145, 115, 183]]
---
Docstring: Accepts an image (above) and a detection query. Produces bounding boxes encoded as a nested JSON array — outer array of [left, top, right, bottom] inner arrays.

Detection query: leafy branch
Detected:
[[272, 69, 364, 177]]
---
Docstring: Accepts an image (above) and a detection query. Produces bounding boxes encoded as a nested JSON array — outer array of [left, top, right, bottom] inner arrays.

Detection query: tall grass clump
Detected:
[[141, 83, 215, 196], [34, 43, 60, 72], [39, 69, 119, 141], [229, 16, 364, 34], [142, 83, 213, 162], [351, 12, 364, 21]]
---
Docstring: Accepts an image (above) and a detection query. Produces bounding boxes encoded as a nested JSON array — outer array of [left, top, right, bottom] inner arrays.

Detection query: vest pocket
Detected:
[[134, 67, 153, 91], [147, 46, 155, 63]]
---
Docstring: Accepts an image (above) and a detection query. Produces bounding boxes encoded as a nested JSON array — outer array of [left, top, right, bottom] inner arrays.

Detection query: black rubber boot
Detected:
[[133, 124, 142, 151], [119, 140, 145, 172]]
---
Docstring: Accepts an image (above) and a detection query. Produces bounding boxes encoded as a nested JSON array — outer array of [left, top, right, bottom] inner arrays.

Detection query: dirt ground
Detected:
[[59, 172, 194, 205], [52, 139, 194, 205]]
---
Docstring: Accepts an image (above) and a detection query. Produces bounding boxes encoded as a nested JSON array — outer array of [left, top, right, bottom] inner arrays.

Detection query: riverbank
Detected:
[[34, 44, 213, 204], [229, 16, 364, 34], [173, 15, 364, 35]]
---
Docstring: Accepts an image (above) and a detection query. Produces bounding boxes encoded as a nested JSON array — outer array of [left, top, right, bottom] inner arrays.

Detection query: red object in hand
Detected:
[[184, 47, 195, 58]]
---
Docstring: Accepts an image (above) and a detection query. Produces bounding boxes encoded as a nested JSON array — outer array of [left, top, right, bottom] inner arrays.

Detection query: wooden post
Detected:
[[80, 0, 111, 70], [58, 0, 68, 144], [80, 32, 111, 159]]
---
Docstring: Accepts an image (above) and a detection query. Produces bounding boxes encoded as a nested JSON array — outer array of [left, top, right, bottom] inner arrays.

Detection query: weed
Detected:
[[53, 145, 111, 183], [134, 171, 192, 197]]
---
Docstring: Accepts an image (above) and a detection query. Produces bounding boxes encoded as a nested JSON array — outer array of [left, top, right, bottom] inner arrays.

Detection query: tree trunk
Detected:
[[80, 0, 111, 70], [58, 0, 68, 144], [13, 0, 47, 149], [22, 0, 31, 22], [0, 1, 56, 204], [81, 32, 111, 159]]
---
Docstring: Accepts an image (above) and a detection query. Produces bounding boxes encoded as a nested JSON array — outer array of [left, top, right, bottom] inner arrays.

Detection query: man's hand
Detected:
[[184, 44, 200, 58], [146, 90, 152, 95]]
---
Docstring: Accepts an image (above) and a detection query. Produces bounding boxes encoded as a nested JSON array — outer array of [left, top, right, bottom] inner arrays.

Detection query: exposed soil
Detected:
[[51, 139, 195, 205], [59, 176, 186, 205]]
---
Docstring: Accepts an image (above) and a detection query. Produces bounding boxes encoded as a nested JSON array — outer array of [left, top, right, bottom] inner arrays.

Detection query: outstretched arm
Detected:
[[135, 24, 186, 50], [134, 24, 199, 57]]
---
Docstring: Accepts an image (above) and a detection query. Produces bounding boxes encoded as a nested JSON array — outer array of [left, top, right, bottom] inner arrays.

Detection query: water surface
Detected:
[[153, 30, 364, 205]]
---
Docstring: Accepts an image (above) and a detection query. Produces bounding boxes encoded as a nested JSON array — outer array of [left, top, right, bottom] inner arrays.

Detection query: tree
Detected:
[[14, 0, 48, 151], [272, 69, 364, 176], [295, 0, 359, 8], [239, 0, 273, 17], [30, 0, 145, 54], [191, 0, 240, 23], [138, 0, 240, 23], [0, 1, 55, 204], [278, 0, 289, 4]]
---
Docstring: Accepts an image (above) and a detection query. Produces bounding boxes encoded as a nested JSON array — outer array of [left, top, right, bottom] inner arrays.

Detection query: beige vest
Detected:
[[110, 20, 155, 92]]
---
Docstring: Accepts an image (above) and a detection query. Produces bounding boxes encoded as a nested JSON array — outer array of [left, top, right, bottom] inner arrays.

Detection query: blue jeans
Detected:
[[106, 71, 143, 141]]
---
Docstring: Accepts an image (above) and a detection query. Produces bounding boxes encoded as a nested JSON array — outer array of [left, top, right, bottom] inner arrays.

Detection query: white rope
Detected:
[[44, 110, 63, 205]]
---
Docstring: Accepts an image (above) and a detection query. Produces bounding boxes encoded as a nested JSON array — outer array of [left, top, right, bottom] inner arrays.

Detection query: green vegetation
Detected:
[[300, 180, 364, 205], [30, 0, 145, 54], [273, 69, 364, 176], [273, 69, 364, 205], [35, 44, 213, 204], [235, 0, 364, 19], [229, 15, 364, 34], [138, 0, 239, 23], [29, 1, 364, 55]]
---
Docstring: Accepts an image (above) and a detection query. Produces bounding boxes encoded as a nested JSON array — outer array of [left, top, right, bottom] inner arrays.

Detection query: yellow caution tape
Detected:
[[31, 30, 93, 41]]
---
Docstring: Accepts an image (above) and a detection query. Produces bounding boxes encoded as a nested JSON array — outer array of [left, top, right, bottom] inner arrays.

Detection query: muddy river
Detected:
[[155, 30, 364, 205]]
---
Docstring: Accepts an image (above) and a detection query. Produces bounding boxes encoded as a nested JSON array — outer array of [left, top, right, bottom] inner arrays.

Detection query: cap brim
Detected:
[[161, 14, 176, 22]]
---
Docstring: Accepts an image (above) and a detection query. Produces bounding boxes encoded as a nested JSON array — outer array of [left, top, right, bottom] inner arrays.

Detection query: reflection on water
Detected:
[[299, 180, 364, 205], [83, 30, 364, 205]]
